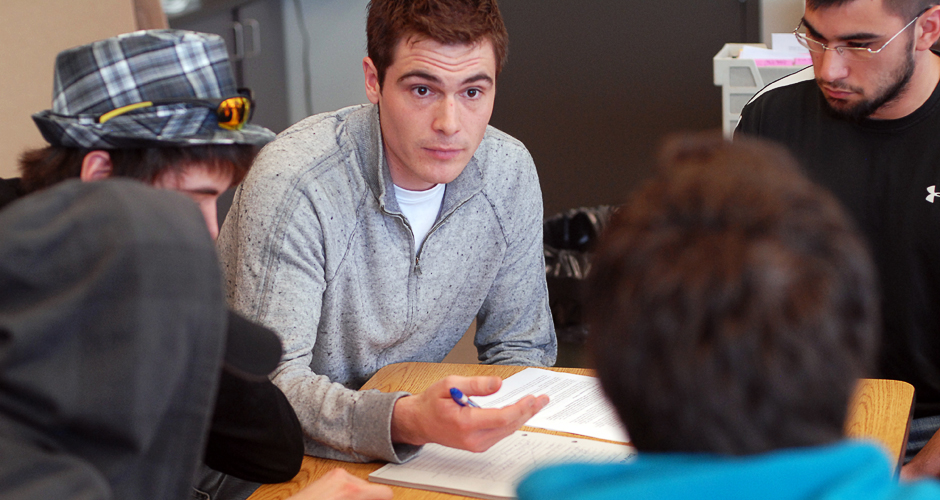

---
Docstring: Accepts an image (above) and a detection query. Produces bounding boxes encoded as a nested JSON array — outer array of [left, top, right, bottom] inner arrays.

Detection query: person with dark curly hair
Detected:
[[519, 133, 940, 499]]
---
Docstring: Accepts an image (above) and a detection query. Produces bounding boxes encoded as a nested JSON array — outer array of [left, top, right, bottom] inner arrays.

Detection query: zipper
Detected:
[[379, 194, 473, 333], [381, 208, 420, 273], [382, 194, 474, 276], [413, 196, 474, 274]]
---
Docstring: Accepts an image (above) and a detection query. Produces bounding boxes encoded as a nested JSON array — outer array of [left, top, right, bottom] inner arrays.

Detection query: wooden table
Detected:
[[844, 378, 915, 470], [248, 362, 914, 500]]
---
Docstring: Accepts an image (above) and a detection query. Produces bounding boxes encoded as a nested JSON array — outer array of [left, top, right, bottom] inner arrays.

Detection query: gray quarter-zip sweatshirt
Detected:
[[217, 104, 556, 463]]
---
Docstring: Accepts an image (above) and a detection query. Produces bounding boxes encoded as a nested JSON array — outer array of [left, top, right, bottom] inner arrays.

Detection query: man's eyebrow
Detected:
[[396, 71, 494, 86], [398, 70, 441, 84], [802, 17, 881, 41], [461, 73, 493, 86], [182, 187, 222, 195], [802, 18, 825, 38]]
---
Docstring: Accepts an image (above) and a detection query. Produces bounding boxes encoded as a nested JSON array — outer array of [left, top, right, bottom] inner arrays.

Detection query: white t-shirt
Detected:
[[393, 183, 445, 253]]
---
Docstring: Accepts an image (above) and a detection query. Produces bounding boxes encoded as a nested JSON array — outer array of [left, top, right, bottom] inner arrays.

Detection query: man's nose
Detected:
[[201, 201, 219, 240], [433, 96, 460, 136], [815, 48, 850, 82]]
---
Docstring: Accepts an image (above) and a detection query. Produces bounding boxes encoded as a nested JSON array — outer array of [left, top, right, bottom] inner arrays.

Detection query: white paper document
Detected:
[[369, 430, 636, 500], [472, 368, 630, 443], [771, 32, 810, 54]]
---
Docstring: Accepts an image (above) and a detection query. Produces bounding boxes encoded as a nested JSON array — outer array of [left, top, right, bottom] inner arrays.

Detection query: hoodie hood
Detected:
[[0, 179, 226, 499]]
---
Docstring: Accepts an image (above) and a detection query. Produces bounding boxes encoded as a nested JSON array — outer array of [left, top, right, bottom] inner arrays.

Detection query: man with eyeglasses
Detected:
[[736, 0, 940, 480]]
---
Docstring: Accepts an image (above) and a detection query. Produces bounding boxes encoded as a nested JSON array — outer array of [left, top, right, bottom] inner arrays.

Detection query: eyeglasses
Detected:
[[98, 91, 254, 130], [793, 10, 925, 62]]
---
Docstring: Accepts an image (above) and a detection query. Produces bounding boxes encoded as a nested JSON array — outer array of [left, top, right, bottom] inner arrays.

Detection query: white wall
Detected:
[[761, 0, 804, 47], [281, 0, 370, 125]]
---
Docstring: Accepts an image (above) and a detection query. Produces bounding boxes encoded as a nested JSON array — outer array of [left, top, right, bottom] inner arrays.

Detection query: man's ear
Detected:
[[363, 56, 382, 105], [80, 151, 113, 181], [915, 5, 940, 51]]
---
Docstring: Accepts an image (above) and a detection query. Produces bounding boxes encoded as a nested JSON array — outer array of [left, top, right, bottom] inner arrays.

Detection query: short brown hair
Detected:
[[19, 145, 257, 194], [586, 133, 879, 455], [366, 0, 509, 87], [806, 0, 937, 19]]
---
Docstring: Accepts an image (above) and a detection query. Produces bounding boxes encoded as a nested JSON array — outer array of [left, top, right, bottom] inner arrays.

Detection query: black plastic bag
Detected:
[[544, 206, 617, 346]]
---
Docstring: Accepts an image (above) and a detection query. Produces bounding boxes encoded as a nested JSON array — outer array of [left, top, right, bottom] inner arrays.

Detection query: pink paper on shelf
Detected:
[[754, 58, 799, 67], [737, 44, 811, 68]]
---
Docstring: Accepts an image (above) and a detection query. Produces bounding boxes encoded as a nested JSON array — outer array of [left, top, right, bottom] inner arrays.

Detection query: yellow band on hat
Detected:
[[98, 102, 155, 124]]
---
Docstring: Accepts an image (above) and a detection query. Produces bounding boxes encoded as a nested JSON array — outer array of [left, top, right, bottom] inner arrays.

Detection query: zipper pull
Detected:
[[415, 256, 422, 276]]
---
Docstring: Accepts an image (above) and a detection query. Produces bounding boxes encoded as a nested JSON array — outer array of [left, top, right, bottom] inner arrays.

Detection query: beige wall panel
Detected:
[[761, 0, 804, 46], [0, 0, 138, 178]]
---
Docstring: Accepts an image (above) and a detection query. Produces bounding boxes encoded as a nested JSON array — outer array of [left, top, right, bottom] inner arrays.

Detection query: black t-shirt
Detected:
[[736, 63, 940, 418]]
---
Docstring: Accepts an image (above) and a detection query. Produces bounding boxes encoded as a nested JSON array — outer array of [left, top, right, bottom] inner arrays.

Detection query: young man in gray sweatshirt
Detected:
[[217, 0, 556, 463]]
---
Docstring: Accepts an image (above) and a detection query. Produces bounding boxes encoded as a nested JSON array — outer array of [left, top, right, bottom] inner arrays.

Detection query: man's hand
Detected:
[[288, 468, 393, 500], [390, 375, 549, 452], [902, 428, 940, 480]]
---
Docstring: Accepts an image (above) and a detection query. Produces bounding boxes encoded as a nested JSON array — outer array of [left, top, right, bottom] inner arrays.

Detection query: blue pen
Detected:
[[449, 387, 481, 408]]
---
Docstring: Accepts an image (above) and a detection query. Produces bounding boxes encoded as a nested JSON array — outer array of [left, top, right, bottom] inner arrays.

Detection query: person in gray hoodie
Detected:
[[0, 180, 393, 500], [217, 0, 556, 463]]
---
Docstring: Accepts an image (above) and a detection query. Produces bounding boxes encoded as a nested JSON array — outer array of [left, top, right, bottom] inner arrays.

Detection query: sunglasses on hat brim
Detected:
[[98, 91, 254, 131]]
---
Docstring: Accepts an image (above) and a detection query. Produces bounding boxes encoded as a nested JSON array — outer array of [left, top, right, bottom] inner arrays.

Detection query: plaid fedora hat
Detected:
[[32, 30, 275, 149]]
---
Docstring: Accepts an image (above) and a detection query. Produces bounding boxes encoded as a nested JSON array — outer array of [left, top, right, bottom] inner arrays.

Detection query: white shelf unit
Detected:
[[713, 43, 808, 137]]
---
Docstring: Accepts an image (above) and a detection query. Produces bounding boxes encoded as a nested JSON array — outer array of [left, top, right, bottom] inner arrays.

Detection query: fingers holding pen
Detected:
[[390, 374, 549, 453]]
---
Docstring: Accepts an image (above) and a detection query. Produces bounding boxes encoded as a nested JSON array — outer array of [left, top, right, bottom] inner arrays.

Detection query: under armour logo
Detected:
[[928, 186, 940, 203]]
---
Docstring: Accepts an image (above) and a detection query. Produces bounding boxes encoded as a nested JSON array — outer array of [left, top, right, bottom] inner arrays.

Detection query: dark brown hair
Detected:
[[366, 0, 509, 87], [586, 133, 879, 455], [19, 145, 257, 194], [806, 0, 936, 19]]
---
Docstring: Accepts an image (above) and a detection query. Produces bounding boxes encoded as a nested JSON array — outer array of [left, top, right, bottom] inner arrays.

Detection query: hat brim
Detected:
[[33, 108, 276, 149]]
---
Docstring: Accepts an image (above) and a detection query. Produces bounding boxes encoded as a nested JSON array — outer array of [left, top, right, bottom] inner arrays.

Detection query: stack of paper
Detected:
[[736, 33, 812, 67], [738, 45, 811, 66], [473, 368, 630, 443], [369, 369, 636, 499], [369, 431, 636, 500]]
